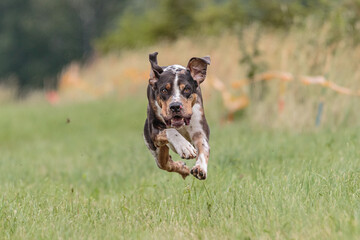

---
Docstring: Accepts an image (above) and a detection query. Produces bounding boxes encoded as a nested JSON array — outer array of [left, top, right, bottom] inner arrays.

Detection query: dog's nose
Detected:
[[169, 102, 183, 113]]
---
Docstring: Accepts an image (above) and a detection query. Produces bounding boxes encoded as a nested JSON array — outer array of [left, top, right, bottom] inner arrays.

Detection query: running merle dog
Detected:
[[143, 52, 211, 180]]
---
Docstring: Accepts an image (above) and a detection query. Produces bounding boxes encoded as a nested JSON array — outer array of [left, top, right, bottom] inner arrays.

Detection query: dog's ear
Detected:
[[149, 52, 163, 88], [187, 56, 211, 84]]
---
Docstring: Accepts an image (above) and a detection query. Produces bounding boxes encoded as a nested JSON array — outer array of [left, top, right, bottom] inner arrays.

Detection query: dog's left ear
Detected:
[[149, 52, 163, 88], [187, 56, 211, 84]]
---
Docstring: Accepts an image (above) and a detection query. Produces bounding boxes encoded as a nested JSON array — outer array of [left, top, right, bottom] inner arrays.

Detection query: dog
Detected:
[[143, 52, 211, 180]]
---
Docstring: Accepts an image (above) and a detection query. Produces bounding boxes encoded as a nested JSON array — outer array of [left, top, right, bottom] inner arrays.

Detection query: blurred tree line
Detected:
[[0, 0, 129, 93], [0, 0, 359, 91], [98, 0, 360, 51]]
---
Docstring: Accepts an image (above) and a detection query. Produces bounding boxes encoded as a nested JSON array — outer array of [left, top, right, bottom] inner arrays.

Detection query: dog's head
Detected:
[[148, 52, 210, 128]]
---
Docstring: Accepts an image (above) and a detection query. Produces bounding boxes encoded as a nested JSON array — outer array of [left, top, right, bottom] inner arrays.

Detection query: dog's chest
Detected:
[[176, 127, 192, 142]]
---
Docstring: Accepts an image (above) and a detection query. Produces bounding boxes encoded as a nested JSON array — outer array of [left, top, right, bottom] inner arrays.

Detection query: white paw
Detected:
[[166, 129, 197, 159], [190, 164, 207, 180], [190, 153, 208, 180], [175, 141, 197, 159]]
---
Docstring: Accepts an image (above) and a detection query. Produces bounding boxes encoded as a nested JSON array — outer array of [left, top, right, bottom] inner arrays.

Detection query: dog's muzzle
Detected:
[[165, 102, 191, 128]]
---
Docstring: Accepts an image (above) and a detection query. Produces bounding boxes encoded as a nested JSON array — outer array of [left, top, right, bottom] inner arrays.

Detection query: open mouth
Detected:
[[165, 116, 191, 128]]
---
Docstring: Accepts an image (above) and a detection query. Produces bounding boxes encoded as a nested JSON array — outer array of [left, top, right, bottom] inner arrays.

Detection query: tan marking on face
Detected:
[[179, 93, 198, 117], [179, 84, 185, 91], [157, 95, 172, 119], [165, 83, 171, 90], [156, 95, 162, 108]]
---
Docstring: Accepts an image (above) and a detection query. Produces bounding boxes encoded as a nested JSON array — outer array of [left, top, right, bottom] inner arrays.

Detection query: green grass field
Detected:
[[1, 98, 360, 239]]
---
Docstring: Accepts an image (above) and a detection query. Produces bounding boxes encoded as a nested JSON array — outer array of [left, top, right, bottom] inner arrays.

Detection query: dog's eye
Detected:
[[183, 87, 191, 94], [161, 89, 168, 94]]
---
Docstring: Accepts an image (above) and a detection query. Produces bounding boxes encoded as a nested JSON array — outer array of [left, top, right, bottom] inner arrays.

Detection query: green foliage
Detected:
[[1, 98, 360, 238], [192, 0, 246, 35], [0, 0, 128, 92], [0, 0, 81, 90], [325, 0, 360, 45], [97, 0, 360, 53], [97, 0, 198, 52]]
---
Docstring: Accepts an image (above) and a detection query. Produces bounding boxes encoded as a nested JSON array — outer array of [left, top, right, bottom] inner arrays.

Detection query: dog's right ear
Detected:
[[149, 52, 163, 88]]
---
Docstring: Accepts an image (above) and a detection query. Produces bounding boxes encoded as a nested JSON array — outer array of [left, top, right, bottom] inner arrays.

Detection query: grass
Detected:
[[1, 97, 360, 239]]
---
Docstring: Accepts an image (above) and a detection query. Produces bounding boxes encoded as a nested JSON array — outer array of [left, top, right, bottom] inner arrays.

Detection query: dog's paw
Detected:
[[166, 129, 197, 159], [177, 142, 197, 160], [190, 165, 207, 180]]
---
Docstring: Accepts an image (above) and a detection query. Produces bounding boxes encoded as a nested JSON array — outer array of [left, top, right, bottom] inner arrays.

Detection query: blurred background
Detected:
[[1, 0, 360, 129], [2, 1, 360, 238]]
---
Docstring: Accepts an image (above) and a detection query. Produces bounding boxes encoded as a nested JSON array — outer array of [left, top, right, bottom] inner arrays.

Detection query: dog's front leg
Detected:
[[190, 133, 210, 180], [153, 129, 196, 179], [165, 129, 197, 159]]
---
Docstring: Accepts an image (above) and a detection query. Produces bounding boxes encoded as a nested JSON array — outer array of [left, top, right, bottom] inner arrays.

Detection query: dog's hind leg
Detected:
[[146, 129, 192, 179], [154, 145, 190, 179]]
